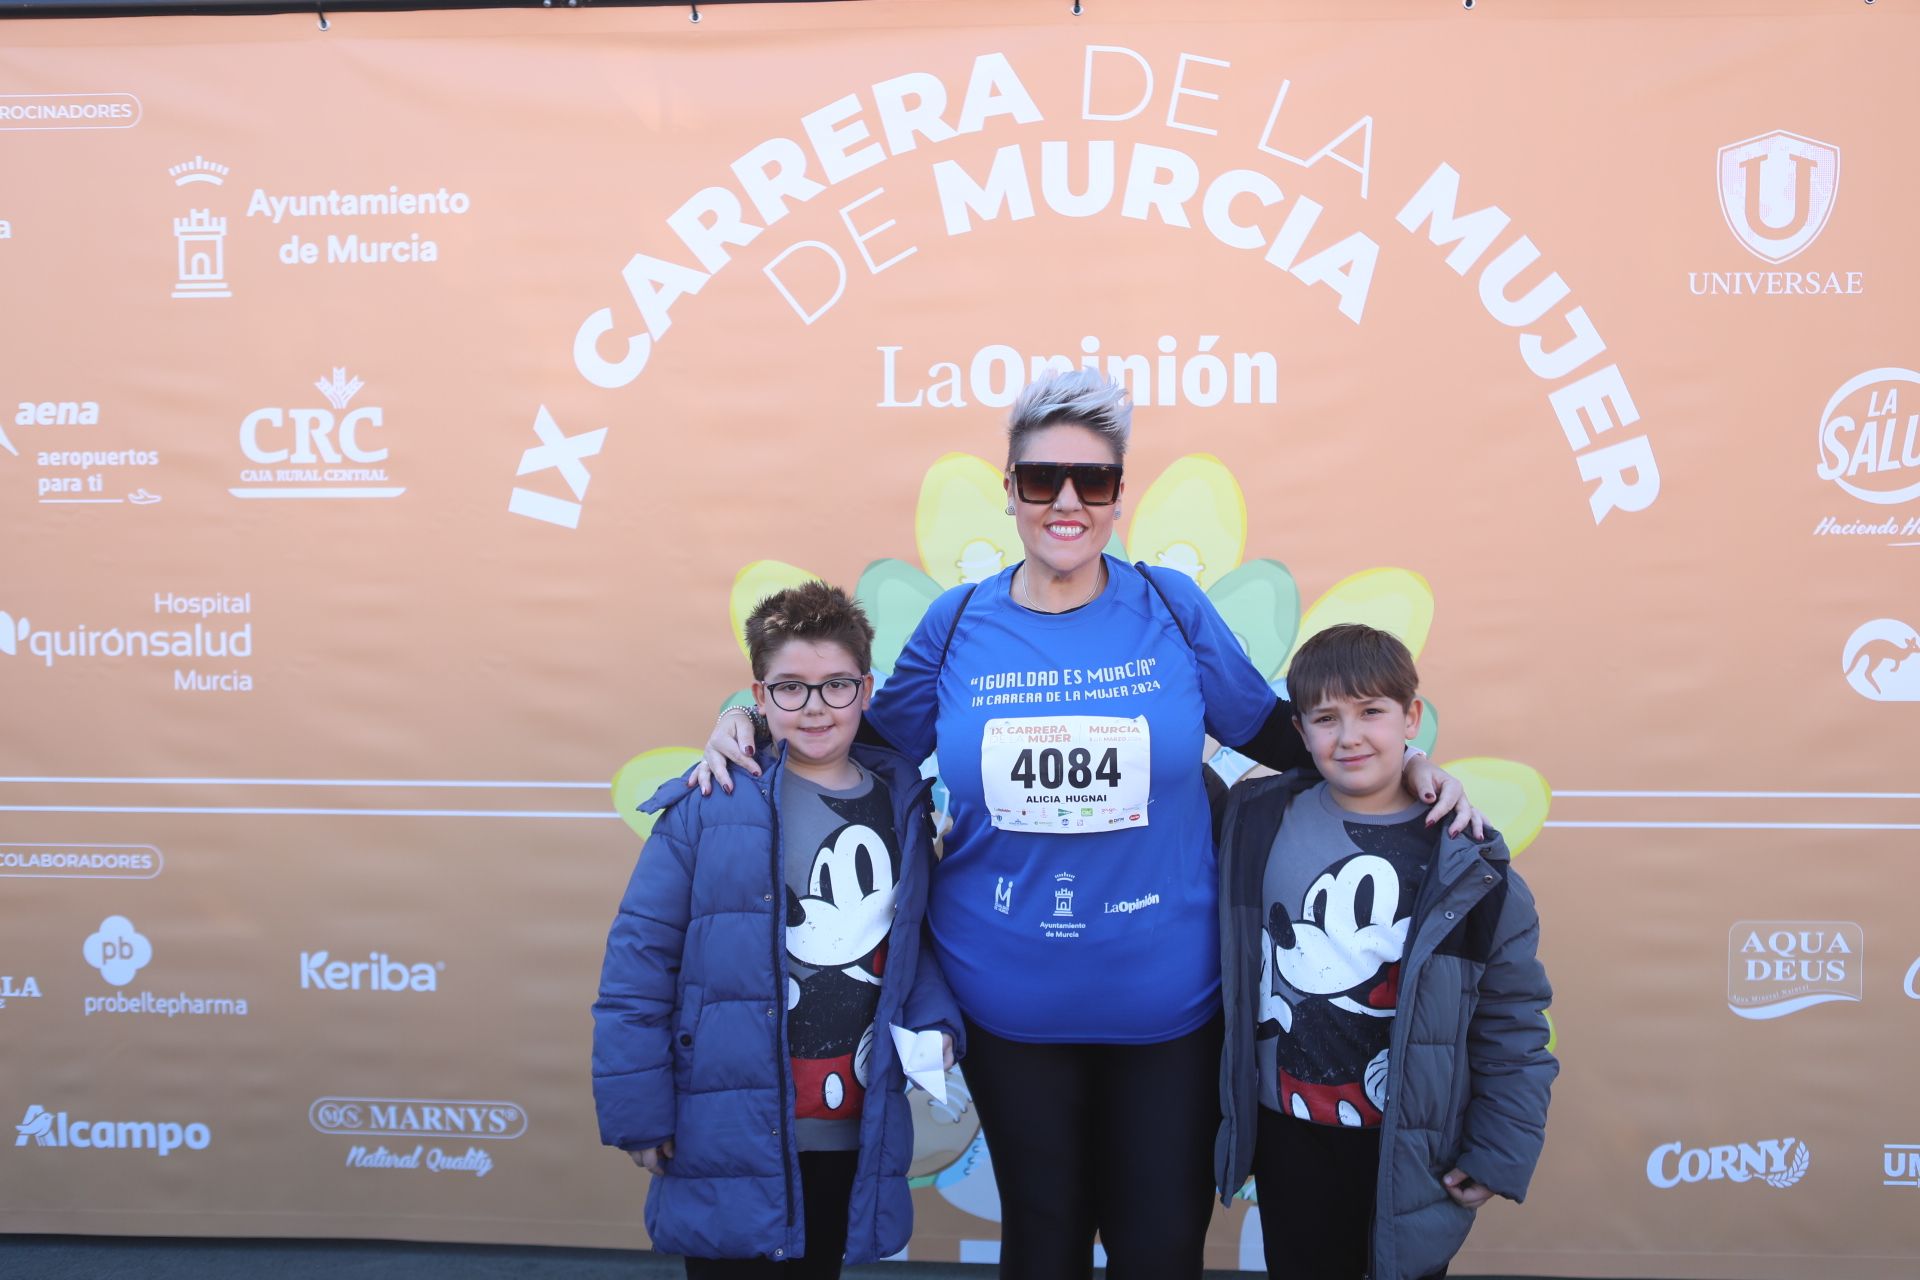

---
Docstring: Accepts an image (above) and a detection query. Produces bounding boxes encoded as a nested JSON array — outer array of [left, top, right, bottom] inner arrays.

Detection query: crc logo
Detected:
[[1727, 921, 1862, 1020], [233, 369, 402, 500], [1717, 130, 1839, 264], [1817, 369, 1920, 506], [83, 915, 153, 986], [300, 950, 441, 993], [309, 1097, 528, 1140], [1647, 1138, 1810, 1189], [1844, 619, 1920, 702]]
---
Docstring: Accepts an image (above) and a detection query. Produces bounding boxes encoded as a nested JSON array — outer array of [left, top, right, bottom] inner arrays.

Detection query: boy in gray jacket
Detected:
[[1214, 624, 1556, 1280]]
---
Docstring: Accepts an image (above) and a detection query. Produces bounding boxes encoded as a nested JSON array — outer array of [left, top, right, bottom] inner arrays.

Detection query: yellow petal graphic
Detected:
[[729, 560, 821, 659], [611, 746, 704, 840], [1543, 1009, 1558, 1055], [1287, 568, 1434, 668], [1439, 757, 1552, 856], [916, 453, 1019, 590], [1125, 454, 1246, 590]]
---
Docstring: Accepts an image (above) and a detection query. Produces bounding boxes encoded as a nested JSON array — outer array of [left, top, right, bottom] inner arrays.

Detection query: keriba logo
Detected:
[[300, 950, 442, 993], [1717, 130, 1840, 264]]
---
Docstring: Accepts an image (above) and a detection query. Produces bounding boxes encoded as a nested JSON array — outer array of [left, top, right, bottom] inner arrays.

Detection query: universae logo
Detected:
[[1717, 130, 1839, 265]]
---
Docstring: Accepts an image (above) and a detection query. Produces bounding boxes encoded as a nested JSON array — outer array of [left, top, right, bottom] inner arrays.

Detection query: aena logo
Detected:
[[83, 916, 153, 986], [1717, 130, 1839, 265], [1817, 369, 1920, 506], [300, 951, 441, 992], [15, 1104, 211, 1156], [1647, 1138, 1810, 1189]]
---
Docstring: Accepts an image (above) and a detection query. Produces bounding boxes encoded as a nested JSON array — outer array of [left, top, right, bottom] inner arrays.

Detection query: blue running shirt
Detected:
[[866, 556, 1273, 1044]]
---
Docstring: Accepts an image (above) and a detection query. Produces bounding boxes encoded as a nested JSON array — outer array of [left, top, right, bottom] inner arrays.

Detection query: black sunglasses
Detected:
[[1010, 461, 1123, 507]]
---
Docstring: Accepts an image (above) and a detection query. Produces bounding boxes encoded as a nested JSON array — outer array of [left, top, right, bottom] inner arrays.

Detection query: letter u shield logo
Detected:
[[1717, 130, 1840, 264]]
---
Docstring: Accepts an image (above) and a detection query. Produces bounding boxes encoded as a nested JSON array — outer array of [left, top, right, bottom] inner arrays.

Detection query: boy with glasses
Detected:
[[593, 581, 960, 1278]]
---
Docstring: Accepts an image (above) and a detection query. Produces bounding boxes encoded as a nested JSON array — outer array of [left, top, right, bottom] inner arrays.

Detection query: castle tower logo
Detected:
[[1717, 130, 1839, 265], [1843, 619, 1920, 702], [172, 210, 231, 300]]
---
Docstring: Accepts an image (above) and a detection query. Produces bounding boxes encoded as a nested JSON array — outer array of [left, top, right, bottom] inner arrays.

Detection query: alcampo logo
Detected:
[[233, 368, 402, 501], [15, 1104, 211, 1156], [309, 1096, 527, 1140], [1843, 619, 1920, 702], [83, 915, 152, 986], [1727, 921, 1863, 1019], [1817, 369, 1920, 506], [300, 950, 442, 993], [1717, 130, 1839, 265], [1647, 1137, 1810, 1189]]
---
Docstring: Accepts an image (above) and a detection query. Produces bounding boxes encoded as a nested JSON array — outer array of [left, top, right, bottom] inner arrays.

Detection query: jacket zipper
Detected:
[[766, 766, 797, 1240]]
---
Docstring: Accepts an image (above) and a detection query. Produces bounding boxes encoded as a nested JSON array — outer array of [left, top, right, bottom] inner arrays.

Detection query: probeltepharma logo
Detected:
[[233, 369, 403, 500], [300, 950, 442, 993], [15, 1104, 210, 1156], [1843, 619, 1920, 702], [0, 974, 43, 1009], [0, 592, 255, 694], [82, 915, 249, 1019], [311, 1096, 525, 1178], [1647, 1137, 1810, 1189], [1727, 921, 1863, 1020]]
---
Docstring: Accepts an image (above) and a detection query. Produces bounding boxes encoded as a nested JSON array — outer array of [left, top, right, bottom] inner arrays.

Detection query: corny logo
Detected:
[[1647, 1137, 1810, 1189]]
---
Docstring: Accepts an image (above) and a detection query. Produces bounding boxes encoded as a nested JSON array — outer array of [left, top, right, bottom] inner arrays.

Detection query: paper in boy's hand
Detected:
[[889, 1025, 949, 1104]]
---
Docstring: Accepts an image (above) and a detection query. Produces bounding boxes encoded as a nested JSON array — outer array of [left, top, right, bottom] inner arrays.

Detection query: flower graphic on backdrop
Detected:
[[610, 451, 1555, 1208]]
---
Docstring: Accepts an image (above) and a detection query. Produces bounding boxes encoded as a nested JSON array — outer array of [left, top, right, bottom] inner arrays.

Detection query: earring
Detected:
[[1004, 502, 1014, 515]]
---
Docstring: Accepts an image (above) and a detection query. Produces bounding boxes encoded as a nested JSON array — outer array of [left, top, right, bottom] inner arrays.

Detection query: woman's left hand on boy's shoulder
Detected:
[[1441, 1167, 1493, 1209], [941, 1032, 955, 1069]]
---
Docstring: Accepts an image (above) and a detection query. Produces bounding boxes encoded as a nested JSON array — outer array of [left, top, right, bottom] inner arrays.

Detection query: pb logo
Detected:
[[1717, 130, 1840, 264]]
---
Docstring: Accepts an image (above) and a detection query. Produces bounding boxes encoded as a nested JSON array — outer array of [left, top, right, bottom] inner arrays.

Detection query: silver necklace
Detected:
[[1019, 560, 1105, 613]]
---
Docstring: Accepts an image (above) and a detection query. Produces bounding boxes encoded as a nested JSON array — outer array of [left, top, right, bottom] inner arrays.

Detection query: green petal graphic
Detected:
[[611, 747, 704, 840], [1208, 558, 1300, 679], [858, 558, 944, 677]]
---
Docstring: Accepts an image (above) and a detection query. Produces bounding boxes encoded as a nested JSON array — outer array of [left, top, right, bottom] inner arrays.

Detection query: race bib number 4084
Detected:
[[980, 715, 1151, 834]]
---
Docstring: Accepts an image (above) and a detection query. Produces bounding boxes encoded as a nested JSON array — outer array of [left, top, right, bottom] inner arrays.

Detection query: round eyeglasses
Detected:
[[762, 677, 865, 711]]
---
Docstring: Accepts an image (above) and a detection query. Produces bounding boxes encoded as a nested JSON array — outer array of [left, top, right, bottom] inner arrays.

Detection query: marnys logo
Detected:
[[1727, 921, 1863, 1020], [0, 592, 255, 694], [15, 1104, 210, 1156], [1843, 619, 1920, 702], [234, 369, 403, 501], [1647, 1137, 1810, 1189], [82, 915, 249, 1019], [300, 950, 442, 993], [0, 974, 44, 1009], [309, 1097, 527, 1140]]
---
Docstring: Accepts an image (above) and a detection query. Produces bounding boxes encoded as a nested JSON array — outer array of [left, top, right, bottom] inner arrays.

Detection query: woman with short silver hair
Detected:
[[697, 368, 1476, 1279]]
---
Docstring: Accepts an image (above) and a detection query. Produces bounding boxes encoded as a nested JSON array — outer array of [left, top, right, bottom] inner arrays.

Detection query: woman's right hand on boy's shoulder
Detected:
[[627, 1139, 674, 1172], [689, 711, 760, 796]]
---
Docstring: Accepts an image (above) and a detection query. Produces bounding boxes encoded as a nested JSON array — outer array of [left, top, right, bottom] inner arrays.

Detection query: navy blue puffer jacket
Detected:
[[592, 743, 963, 1265]]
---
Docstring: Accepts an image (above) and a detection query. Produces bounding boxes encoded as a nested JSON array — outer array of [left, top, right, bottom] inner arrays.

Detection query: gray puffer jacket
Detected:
[[1214, 771, 1557, 1280]]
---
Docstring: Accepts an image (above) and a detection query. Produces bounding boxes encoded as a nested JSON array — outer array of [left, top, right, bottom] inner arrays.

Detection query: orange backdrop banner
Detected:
[[1, 3, 1917, 1276]]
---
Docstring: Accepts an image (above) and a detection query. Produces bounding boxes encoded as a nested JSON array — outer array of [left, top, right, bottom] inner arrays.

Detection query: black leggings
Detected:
[[960, 1012, 1223, 1280], [682, 1149, 857, 1280]]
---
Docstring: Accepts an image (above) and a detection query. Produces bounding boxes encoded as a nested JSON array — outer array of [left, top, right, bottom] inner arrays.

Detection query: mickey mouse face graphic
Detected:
[[1272, 851, 1414, 1018], [787, 788, 900, 978]]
